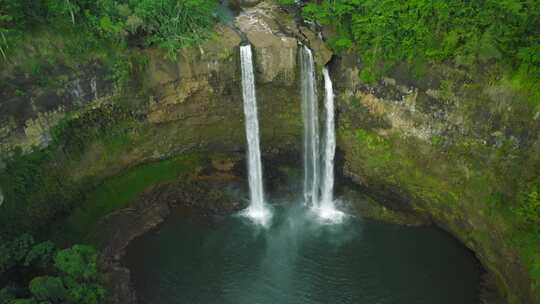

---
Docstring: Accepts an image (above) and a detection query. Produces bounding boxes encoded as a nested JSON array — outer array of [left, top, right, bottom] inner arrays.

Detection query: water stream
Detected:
[[239, 44, 271, 226], [300, 46, 320, 208], [317, 67, 344, 222]]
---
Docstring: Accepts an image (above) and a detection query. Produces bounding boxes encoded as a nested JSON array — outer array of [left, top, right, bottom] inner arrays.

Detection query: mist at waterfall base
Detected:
[[125, 192, 481, 304]]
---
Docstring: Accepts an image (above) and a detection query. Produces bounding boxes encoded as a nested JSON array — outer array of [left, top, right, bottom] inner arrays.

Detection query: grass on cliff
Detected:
[[49, 154, 201, 245]]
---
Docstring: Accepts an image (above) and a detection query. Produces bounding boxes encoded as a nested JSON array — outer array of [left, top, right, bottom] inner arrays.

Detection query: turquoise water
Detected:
[[125, 203, 481, 304]]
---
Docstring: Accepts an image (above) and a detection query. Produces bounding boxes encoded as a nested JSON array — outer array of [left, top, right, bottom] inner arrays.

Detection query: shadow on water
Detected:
[[125, 194, 481, 304]]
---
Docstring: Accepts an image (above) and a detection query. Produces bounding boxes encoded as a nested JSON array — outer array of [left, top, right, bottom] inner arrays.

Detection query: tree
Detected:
[[54, 245, 105, 304], [29, 276, 67, 302], [24, 241, 56, 270], [0, 234, 34, 274], [54, 245, 99, 281]]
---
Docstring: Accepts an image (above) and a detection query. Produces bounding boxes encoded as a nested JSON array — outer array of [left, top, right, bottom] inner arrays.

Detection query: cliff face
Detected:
[[332, 53, 540, 303], [0, 1, 328, 234], [1, 1, 539, 303]]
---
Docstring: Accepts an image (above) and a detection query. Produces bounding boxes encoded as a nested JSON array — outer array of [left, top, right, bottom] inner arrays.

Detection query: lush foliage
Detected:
[[0, 97, 201, 241], [0, 0, 219, 61], [513, 180, 540, 230], [300, 0, 540, 98], [0, 103, 136, 237], [0, 235, 104, 304]]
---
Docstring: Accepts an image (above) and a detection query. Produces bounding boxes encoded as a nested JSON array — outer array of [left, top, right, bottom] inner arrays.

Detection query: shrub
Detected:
[[513, 182, 540, 227], [54, 245, 99, 281], [0, 237, 106, 304], [29, 276, 67, 302], [24, 241, 56, 270]]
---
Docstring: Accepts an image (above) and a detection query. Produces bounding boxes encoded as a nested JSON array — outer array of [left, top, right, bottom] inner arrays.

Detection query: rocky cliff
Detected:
[[1, 1, 539, 303], [332, 53, 540, 303], [0, 1, 329, 235]]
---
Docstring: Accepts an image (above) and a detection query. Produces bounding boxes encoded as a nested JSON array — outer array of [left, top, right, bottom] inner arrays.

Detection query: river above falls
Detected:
[[124, 198, 481, 304]]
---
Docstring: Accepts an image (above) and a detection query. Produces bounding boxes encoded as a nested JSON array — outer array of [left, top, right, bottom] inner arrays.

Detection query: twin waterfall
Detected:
[[240, 44, 343, 226], [239, 45, 271, 225], [300, 46, 344, 222]]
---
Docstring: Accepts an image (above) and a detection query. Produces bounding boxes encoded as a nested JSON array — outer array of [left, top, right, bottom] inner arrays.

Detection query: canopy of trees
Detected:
[[298, 0, 540, 99], [0, 234, 104, 304], [0, 0, 219, 59]]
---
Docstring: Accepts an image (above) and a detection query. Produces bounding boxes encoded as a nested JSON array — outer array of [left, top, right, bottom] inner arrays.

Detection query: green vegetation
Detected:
[[0, 93, 202, 243], [340, 106, 540, 299], [511, 180, 540, 280], [0, 102, 137, 237], [52, 154, 201, 245], [298, 0, 540, 100], [0, 0, 220, 63], [0, 234, 104, 304], [513, 181, 540, 228]]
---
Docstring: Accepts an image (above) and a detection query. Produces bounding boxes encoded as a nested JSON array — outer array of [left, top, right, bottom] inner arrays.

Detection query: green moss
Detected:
[[49, 154, 201, 245], [340, 121, 540, 301]]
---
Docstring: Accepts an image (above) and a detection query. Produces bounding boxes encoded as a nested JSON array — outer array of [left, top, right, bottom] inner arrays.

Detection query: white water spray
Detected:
[[239, 44, 271, 226], [300, 46, 320, 208]]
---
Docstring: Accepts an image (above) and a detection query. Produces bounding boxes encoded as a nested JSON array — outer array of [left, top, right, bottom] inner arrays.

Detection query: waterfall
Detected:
[[240, 44, 271, 225], [300, 45, 320, 208], [318, 67, 344, 221], [320, 67, 335, 207], [300, 45, 344, 222]]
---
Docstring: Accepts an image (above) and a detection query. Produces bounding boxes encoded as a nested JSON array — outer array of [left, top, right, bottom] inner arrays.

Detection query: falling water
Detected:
[[320, 67, 336, 206], [240, 44, 271, 226], [300, 45, 344, 222], [300, 45, 320, 208], [318, 67, 345, 222]]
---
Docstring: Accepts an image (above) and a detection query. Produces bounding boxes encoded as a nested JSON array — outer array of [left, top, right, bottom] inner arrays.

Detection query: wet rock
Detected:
[[235, 1, 332, 83]]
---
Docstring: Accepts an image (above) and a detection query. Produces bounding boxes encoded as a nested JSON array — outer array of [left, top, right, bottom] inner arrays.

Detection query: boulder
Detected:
[[235, 1, 333, 83], [235, 1, 298, 83]]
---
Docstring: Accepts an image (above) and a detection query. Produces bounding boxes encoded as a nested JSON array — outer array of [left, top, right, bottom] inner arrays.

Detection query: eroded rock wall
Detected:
[[0, 1, 330, 235], [332, 52, 540, 303]]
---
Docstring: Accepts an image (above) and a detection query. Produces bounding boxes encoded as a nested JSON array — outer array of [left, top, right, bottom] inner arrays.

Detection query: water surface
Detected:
[[125, 203, 481, 304]]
